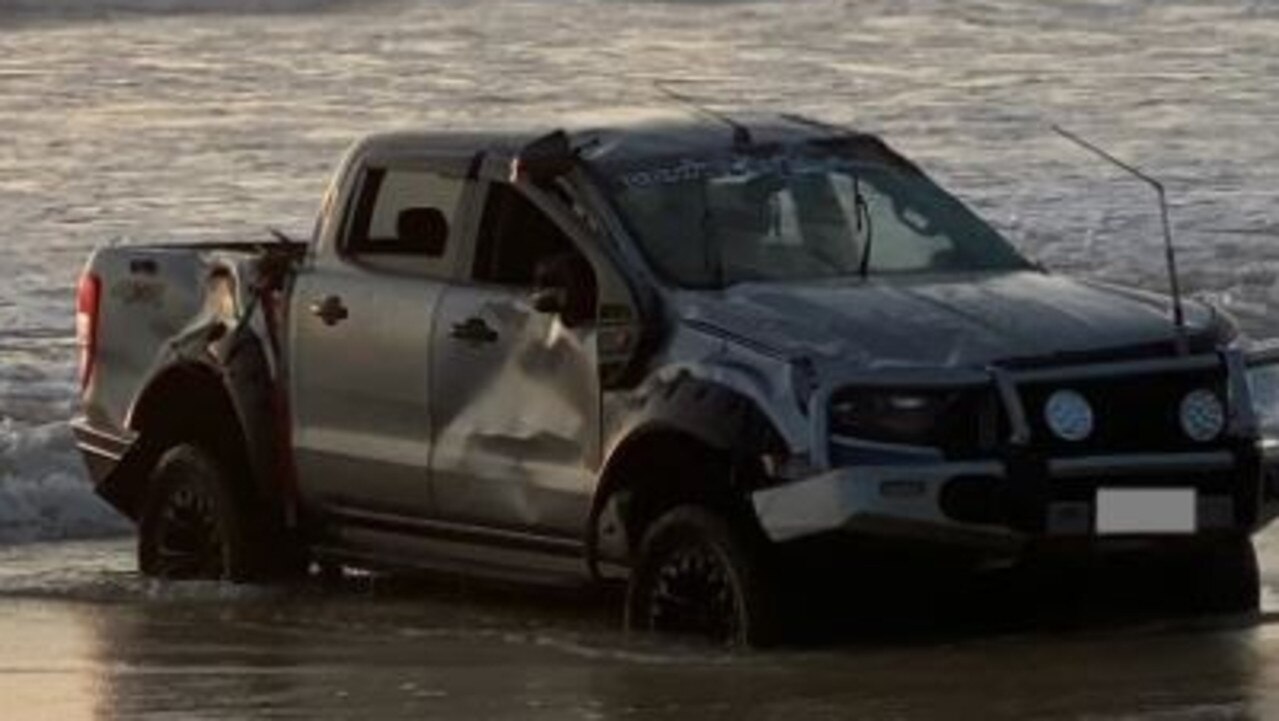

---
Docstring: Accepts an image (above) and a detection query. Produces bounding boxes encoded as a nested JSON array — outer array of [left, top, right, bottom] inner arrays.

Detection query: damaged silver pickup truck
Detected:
[[73, 112, 1279, 644]]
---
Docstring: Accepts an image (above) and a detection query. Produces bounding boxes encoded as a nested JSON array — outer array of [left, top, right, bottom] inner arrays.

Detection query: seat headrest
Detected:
[[396, 207, 449, 256]]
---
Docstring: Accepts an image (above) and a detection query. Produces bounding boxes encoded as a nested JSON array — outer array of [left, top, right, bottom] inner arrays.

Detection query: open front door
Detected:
[[429, 181, 601, 536]]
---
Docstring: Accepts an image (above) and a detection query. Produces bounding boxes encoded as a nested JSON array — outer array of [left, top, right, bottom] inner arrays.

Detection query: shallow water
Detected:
[[2, 538, 1279, 720]]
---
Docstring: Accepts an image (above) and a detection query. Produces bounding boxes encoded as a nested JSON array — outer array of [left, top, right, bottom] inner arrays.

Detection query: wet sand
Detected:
[[3, 537, 1279, 719]]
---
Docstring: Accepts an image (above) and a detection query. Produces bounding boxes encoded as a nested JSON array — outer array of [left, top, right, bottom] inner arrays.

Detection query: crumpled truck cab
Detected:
[[72, 110, 1279, 645]]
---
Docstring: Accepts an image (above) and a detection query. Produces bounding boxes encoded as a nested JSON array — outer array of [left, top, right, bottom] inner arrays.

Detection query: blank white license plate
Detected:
[[1095, 488, 1197, 535]]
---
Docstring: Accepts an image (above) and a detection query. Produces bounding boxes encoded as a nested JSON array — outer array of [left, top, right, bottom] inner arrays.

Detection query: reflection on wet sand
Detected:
[[0, 603, 101, 720], [0, 537, 1276, 719], [11, 554, 1259, 719]]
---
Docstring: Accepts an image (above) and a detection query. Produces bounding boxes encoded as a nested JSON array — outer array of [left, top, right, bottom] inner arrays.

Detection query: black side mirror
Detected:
[[396, 207, 449, 256], [530, 286, 568, 314], [531, 253, 596, 326], [512, 130, 574, 185]]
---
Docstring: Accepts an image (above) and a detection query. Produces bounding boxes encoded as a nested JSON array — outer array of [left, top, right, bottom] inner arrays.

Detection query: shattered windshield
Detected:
[[604, 143, 1030, 288]]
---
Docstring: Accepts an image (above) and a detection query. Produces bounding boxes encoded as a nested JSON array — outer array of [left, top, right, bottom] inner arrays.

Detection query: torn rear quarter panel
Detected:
[[82, 246, 293, 521]]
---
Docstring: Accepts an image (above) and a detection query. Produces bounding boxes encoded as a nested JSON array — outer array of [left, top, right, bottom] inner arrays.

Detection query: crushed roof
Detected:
[[358, 110, 880, 168]]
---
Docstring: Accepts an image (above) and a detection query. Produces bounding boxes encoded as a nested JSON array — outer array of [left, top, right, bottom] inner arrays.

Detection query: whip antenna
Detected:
[[652, 81, 752, 147], [1053, 125, 1188, 355]]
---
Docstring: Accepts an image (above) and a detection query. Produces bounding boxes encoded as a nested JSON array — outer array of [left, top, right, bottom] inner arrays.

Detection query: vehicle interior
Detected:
[[472, 181, 598, 325]]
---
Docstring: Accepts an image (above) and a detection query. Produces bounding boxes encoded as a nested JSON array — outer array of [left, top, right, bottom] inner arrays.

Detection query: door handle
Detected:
[[310, 295, 349, 326], [450, 317, 498, 343]]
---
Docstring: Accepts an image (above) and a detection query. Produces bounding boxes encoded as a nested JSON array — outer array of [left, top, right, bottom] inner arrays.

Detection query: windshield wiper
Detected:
[[698, 186, 726, 289], [854, 177, 874, 278]]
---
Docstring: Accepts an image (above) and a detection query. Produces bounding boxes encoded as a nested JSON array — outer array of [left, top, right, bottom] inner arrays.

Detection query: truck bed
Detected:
[[77, 239, 305, 441]]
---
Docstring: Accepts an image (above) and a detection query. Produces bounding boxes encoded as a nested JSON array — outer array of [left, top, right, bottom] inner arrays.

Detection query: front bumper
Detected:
[[752, 443, 1279, 549], [753, 347, 1279, 550]]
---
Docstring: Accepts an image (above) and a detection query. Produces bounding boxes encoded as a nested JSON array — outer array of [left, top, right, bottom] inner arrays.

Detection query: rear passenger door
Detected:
[[290, 154, 476, 519], [428, 180, 600, 536]]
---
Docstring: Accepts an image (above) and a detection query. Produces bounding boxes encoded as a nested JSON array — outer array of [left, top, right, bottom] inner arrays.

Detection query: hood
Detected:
[[675, 271, 1221, 370]]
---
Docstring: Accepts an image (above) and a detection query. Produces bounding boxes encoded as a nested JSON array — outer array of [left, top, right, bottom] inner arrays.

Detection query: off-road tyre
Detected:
[[625, 505, 777, 647], [138, 443, 263, 581]]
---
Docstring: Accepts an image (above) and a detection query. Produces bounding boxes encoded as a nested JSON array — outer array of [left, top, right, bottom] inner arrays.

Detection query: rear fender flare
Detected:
[[115, 332, 288, 525]]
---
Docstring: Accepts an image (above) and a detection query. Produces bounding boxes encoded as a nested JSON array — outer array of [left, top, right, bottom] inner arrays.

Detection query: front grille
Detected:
[[1018, 368, 1228, 456], [825, 359, 1233, 462]]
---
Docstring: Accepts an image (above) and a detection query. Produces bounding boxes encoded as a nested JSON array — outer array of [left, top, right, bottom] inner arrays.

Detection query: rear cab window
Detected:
[[341, 164, 468, 277]]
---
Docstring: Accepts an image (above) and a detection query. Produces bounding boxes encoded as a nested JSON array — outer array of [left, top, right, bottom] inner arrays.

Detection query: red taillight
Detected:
[[76, 272, 101, 389]]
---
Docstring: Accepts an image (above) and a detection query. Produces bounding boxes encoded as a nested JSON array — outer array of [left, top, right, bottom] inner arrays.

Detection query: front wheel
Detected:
[[138, 444, 256, 581], [624, 506, 776, 646]]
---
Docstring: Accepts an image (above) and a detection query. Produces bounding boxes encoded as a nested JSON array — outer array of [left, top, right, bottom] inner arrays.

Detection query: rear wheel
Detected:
[[138, 444, 256, 581], [625, 505, 776, 646]]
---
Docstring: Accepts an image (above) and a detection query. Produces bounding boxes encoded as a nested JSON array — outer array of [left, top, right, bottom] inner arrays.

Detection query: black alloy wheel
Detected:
[[626, 505, 774, 646], [139, 444, 243, 580]]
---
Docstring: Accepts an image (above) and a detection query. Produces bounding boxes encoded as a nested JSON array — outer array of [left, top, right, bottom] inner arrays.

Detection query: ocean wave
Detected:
[[0, 419, 129, 543], [0, 0, 351, 19]]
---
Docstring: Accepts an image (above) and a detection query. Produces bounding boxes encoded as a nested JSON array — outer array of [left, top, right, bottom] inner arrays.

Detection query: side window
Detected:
[[343, 167, 465, 271], [472, 182, 597, 324]]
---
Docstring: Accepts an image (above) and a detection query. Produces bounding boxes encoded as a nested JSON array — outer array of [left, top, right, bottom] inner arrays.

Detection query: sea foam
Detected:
[[0, 419, 129, 543]]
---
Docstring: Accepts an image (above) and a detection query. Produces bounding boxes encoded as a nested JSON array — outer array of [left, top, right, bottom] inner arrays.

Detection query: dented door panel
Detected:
[[429, 283, 599, 535]]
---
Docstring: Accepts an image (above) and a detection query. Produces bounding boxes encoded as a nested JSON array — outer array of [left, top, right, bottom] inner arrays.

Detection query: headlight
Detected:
[[1246, 363, 1279, 435], [1043, 389, 1094, 442], [828, 389, 950, 446], [1178, 388, 1225, 442]]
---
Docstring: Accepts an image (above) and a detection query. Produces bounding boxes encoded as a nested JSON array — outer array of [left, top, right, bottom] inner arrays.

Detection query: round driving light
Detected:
[[1179, 389, 1225, 442], [1044, 389, 1094, 442]]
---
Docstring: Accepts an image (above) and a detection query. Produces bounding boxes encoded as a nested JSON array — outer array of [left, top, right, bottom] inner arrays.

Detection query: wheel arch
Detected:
[[108, 337, 287, 525], [587, 375, 787, 576]]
